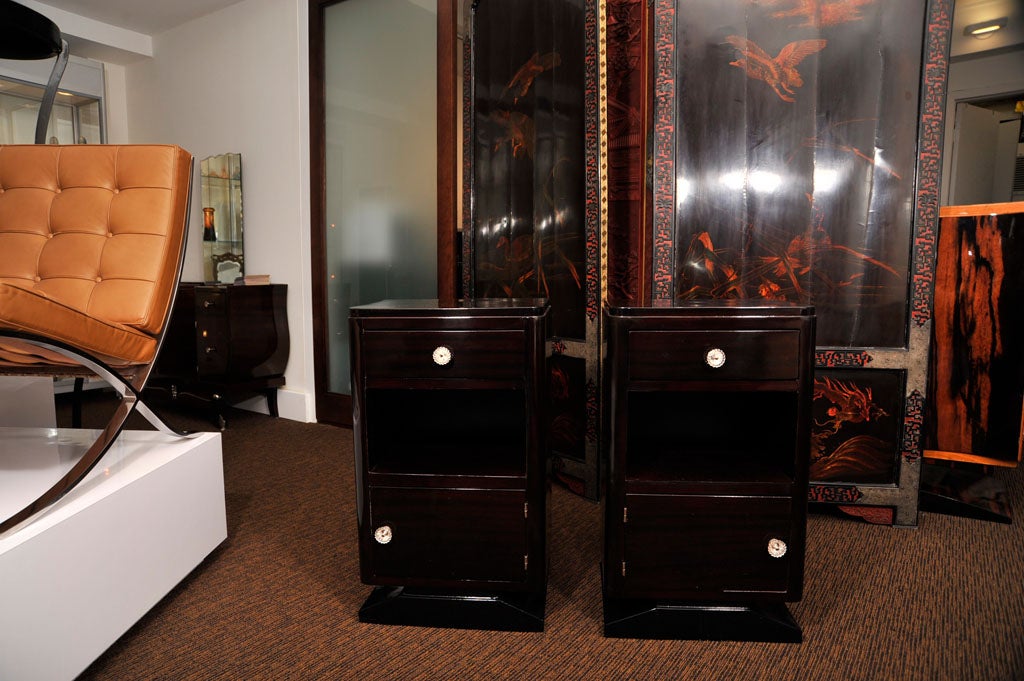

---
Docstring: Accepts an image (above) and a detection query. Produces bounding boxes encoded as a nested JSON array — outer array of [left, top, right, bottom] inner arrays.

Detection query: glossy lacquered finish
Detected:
[[350, 299, 549, 631], [919, 203, 1024, 523], [927, 204, 1024, 467], [148, 283, 290, 428], [603, 301, 814, 641]]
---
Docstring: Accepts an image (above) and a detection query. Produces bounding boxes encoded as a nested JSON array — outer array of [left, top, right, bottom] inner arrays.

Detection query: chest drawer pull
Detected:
[[374, 525, 393, 545], [767, 538, 787, 558], [431, 345, 453, 366], [704, 347, 727, 368]]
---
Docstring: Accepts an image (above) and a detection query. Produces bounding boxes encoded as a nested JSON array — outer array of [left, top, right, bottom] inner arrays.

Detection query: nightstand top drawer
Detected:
[[359, 329, 526, 380], [629, 329, 802, 381]]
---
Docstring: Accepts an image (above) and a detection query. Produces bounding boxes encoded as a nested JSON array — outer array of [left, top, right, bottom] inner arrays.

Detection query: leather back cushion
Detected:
[[0, 144, 192, 336]]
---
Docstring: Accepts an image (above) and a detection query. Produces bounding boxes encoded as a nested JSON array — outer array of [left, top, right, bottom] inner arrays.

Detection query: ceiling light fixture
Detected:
[[964, 17, 1008, 38]]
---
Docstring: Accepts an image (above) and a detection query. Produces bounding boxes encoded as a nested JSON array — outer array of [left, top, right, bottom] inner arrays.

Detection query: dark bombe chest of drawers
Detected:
[[148, 282, 289, 429], [603, 301, 815, 642], [349, 298, 549, 632]]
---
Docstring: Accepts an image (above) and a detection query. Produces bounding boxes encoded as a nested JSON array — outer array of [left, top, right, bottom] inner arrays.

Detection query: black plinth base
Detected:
[[920, 461, 1012, 524], [358, 587, 545, 632], [603, 596, 801, 642]]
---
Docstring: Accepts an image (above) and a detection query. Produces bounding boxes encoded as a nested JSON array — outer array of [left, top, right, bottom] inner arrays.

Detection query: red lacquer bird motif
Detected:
[[502, 51, 562, 103], [724, 35, 826, 102], [489, 110, 535, 159], [766, 0, 877, 28]]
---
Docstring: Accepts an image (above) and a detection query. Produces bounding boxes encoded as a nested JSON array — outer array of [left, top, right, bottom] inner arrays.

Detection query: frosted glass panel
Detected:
[[324, 0, 438, 394]]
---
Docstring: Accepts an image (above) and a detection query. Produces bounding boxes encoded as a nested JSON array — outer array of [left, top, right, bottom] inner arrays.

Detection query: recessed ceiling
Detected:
[[31, 0, 245, 35], [950, 0, 1023, 58]]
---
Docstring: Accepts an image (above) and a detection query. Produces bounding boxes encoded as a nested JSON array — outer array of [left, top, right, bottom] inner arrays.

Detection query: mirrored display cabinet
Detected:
[[200, 153, 244, 284]]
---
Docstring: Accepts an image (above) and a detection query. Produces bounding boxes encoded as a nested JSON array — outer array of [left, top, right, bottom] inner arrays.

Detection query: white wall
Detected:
[[941, 48, 1024, 204], [103, 63, 129, 143], [122, 0, 314, 422]]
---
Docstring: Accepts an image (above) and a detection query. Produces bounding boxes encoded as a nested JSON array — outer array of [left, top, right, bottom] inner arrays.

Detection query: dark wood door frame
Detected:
[[436, 0, 458, 307], [308, 0, 459, 426]]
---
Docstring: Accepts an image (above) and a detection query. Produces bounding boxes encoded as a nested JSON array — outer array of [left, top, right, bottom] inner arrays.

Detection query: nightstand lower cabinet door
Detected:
[[617, 494, 798, 600], [365, 487, 528, 586]]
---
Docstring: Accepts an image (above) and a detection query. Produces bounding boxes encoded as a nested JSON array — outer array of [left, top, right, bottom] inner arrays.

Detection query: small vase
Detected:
[[203, 207, 216, 241]]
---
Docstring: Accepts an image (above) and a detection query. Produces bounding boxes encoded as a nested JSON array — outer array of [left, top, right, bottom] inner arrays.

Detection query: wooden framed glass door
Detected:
[[310, 0, 458, 425]]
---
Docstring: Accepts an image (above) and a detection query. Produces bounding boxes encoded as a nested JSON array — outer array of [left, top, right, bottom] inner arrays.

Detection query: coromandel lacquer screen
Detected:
[[466, 0, 602, 497], [609, 0, 951, 525]]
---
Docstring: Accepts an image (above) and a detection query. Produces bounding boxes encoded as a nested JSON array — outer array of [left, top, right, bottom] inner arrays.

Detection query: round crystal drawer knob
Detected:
[[432, 345, 453, 366], [373, 525, 393, 545], [704, 347, 726, 368], [767, 538, 787, 558]]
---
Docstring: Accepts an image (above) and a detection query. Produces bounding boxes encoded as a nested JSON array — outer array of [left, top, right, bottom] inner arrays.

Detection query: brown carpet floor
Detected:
[[64, 395, 1024, 680]]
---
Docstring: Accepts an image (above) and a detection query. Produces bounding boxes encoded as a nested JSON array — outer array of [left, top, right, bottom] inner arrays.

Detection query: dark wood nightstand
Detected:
[[147, 282, 289, 429], [603, 301, 815, 641], [349, 299, 550, 631]]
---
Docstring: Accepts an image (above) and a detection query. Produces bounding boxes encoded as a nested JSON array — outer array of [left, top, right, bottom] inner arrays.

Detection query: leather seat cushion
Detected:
[[0, 282, 155, 366]]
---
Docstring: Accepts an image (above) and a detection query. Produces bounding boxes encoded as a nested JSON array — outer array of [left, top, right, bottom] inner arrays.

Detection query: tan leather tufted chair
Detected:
[[0, 144, 194, 533]]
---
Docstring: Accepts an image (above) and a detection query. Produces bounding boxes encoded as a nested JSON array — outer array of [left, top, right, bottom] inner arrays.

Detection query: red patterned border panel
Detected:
[[586, 377, 600, 444], [902, 389, 925, 463], [808, 484, 864, 504], [651, 0, 675, 300], [910, 0, 953, 328], [585, 0, 601, 322], [815, 350, 874, 369]]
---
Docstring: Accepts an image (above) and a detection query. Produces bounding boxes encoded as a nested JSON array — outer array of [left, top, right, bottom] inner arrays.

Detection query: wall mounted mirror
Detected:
[[200, 153, 244, 283]]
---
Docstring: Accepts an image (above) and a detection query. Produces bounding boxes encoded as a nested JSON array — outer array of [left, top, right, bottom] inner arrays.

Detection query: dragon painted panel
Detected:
[[811, 369, 904, 484]]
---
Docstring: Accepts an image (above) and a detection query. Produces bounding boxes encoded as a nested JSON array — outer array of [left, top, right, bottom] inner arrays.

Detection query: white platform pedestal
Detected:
[[0, 428, 226, 681]]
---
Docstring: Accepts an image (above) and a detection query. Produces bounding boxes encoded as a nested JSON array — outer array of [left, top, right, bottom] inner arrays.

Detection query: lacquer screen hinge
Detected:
[[524, 554, 529, 571], [524, 502, 529, 519], [621, 561, 627, 577], [623, 507, 628, 523]]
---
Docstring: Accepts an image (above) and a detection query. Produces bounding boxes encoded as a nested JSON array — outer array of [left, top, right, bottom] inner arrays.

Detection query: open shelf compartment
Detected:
[[366, 387, 528, 479], [625, 390, 798, 486]]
